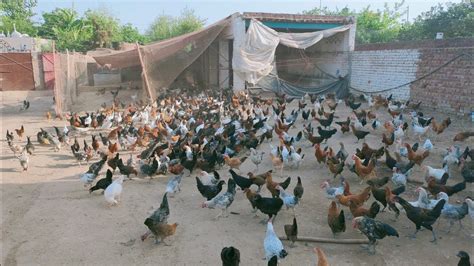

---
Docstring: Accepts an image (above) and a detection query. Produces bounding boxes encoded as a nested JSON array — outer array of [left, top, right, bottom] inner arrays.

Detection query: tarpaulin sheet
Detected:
[[233, 19, 350, 84], [257, 74, 350, 99]]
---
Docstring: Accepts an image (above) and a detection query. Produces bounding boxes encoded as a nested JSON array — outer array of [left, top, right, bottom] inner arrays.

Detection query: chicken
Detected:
[[408, 187, 442, 209], [278, 186, 299, 211], [457, 251, 471, 266], [25, 136, 35, 155], [423, 165, 448, 183], [314, 247, 329, 266], [395, 196, 446, 242], [264, 220, 288, 262], [404, 143, 429, 165], [327, 159, 344, 179], [320, 181, 344, 199], [293, 176, 304, 200], [15, 125, 24, 140], [382, 132, 395, 147], [411, 122, 430, 141], [317, 127, 337, 143], [335, 187, 371, 207], [229, 169, 253, 190], [352, 217, 399, 255], [104, 175, 124, 206], [107, 153, 120, 171], [453, 131, 474, 142], [284, 217, 298, 247], [224, 154, 247, 170], [327, 201, 345, 237], [437, 192, 469, 232], [426, 177, 466, 196], [366, 176, 389, 188], [165, 174, 183, 195], [117, 158, 138, 179], [266, 174, 291, 198], [144, 222, 178, 246], [431, 117, 451, 134], [352, 155, 376, 183], [349, 201, 380, 219], [89, 169, 113, 194], [250, 147, 265, 171], [141, 193, 170, 242], [254, 194, 284, 221], [248, 170, 271, 192], [391, 168, 407, 187], [221, 246, 240, 266], [201, 178, 237, 220], [350, 125, 370, 143], [336, 142, 348, 162], [360, 143, 384, 160], [16, 148, 29, 171], [196, 177, 225, 200], [140, 157, 159, 179], [314, 143, 327, 166]]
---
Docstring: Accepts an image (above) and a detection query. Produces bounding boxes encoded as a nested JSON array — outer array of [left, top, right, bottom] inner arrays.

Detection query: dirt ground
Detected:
[[1, 90, 473, 266]]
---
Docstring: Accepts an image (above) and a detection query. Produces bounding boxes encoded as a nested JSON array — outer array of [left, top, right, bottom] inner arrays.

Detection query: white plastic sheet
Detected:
[[232, 19, 350, 84]]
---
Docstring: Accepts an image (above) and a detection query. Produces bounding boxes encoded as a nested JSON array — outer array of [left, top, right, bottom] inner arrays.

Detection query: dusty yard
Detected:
[[1, 90, 473, 265]]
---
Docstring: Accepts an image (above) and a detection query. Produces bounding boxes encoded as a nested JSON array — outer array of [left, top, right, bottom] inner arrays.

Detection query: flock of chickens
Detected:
[[5, 88, 474, 265]]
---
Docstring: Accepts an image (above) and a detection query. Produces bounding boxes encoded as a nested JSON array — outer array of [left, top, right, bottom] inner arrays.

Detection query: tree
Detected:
[[38, 8, 91, 52], [84, 9, 121, 48], [146, 8, 205, 42], [0, 0, 38, 36], [303, 1, 406, 44], [398, 2, 474, 41], [119, 23, 147, 44]]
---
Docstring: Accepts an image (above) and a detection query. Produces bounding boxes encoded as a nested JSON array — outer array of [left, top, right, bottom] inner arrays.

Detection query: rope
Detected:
[[350, 53, 473, 94]]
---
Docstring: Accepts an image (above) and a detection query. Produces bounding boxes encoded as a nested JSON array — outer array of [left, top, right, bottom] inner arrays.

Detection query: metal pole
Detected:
[[136, 42, 154, 101]]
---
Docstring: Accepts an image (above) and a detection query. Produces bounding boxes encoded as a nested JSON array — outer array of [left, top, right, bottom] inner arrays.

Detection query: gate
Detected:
[[0, 53, 35, 91], [42, 53, 55, 90]]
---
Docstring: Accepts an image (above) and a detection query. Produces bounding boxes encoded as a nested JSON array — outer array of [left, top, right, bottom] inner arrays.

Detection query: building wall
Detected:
[[411, 47, 473, 115], [350, 38, 474, 115], [350, 49, 420, 100]]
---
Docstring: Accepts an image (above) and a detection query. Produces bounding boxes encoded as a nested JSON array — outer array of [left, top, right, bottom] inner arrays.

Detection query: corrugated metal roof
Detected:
[[242, 12, 354, 24]]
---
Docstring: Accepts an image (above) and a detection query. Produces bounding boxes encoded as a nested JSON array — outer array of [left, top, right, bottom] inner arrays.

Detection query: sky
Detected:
[[34, 0, 462, 33]]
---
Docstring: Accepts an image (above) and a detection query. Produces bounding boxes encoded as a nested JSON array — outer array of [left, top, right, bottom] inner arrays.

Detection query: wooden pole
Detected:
[[52, 41, 62, 116], [136, 42, 153, 101], [279, 236, 369, 244]]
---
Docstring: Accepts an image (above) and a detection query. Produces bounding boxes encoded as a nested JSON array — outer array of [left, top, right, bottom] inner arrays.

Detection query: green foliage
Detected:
[[398, 2, 474, 41], [146, 8, 205, 42], [0, 0, 38, 36], [303, 1, 406, 44], [84, 9, 121, 48], [119, 23, 148, 44], [39, 8, 92, 52]]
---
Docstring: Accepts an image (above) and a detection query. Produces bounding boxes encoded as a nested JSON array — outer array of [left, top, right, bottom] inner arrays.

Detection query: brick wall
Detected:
[[350, 49, 419, 100], [350, 38, 474, 115], [411, 47, 473, 115]]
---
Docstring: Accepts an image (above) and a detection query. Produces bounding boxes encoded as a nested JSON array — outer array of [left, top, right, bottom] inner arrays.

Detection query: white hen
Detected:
[[264, 220, 288, 261], [104, 176, 124, 206]]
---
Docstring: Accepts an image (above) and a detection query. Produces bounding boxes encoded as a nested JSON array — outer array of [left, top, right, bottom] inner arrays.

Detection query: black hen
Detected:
[[317, 126, 337, 143], [395, 196, 445, 242], [141, 157, 159, 178], [229, 169, 253, 190], [221, 246, 240, 266], [89, 169, 113, 193], [196, 177, 225, 200], [254, 194, 284, 220]]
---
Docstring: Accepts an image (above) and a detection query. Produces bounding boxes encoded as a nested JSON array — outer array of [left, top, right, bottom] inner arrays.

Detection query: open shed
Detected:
[[91, 12, 356, 101]]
